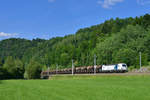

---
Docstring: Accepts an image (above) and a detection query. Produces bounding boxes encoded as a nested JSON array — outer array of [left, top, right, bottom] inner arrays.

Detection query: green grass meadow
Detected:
[[0, 75, 150, 100]]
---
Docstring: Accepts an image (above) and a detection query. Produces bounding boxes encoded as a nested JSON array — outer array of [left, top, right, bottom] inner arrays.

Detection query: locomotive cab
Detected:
[[117, 63, 128, 72]]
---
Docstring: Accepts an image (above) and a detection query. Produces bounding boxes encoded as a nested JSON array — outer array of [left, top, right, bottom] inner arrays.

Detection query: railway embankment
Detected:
[[46, 67, 150, 79], [130, 67, 150, 73], [49, 71, 150, 80]]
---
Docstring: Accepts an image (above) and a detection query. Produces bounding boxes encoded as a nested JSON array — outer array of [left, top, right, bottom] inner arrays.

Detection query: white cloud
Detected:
[[48, 0, 55, 3], [0, 32, 18, 37], [98, 0, 124, 9], [137, 0, 150, 5]]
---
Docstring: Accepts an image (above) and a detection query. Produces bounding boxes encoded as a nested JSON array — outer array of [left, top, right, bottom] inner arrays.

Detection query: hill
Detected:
[[1, 14, 150, 79]]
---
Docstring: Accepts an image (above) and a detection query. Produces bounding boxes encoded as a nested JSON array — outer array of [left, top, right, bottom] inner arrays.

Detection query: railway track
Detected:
[[43, 72, 150, 79]]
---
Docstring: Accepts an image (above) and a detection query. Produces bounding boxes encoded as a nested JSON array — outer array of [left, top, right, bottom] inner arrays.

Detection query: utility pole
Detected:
[[139, 52, 141, 69], [72, 59, 74, 75], [94, 54, 97, 75]]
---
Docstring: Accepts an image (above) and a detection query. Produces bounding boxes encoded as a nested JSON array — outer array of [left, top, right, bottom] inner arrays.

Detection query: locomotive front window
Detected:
[[122, 65, 126, 67]]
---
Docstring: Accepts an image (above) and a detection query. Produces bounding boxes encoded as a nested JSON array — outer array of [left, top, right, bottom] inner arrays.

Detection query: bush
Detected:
[[128, 66, 135, 71], [25, 59, 42, 79]]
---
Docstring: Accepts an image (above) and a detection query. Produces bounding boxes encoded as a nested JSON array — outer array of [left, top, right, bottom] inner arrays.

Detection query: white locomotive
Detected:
[[102, 63, 128, 72]]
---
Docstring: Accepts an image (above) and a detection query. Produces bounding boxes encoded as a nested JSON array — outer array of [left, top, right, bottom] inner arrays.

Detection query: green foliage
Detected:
[[113, 48, 137, 66], [14, 59, 24, 78], [3, 56, 15, 74], [3, 56, 24, 79], [0, 68, 5, 79], [128, 66, 135, 71], [25, 59, 42, 79], [135, 53, 148, 68], [42, 65, 48, 71], [0, 58, 3, 67], [1, 14, 150, 79], [50, 64, 56, 70], [96, 25, 148, 67]]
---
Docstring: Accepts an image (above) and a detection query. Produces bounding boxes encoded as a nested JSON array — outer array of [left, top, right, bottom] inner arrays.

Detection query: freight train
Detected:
[[41, 63, 128, 78]]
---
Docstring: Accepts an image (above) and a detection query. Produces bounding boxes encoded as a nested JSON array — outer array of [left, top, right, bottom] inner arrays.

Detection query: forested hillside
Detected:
[[0, 14, 150, 79]]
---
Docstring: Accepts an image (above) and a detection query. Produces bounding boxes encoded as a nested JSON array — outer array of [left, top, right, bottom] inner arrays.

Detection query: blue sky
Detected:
[[0, 0, 150, 40]]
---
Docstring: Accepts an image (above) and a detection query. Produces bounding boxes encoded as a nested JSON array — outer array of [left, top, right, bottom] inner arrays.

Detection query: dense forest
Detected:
[[0, 14, 150, 79]]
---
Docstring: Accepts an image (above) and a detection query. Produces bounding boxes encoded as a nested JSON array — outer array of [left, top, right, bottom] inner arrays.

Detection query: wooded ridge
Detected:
[[0, 14, 150, 79]]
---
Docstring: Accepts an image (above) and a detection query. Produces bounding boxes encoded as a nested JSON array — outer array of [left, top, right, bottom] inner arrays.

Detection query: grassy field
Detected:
[[0, 75, 150, 100]]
